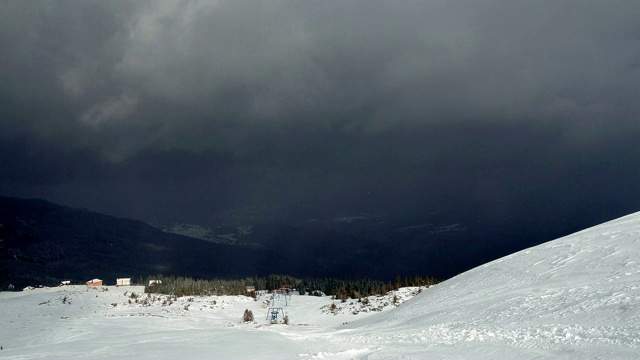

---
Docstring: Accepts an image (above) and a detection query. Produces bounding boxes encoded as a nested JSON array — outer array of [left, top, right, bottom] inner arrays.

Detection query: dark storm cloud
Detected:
[[1, 0, 640, 227], [2, 0, 639, 157]]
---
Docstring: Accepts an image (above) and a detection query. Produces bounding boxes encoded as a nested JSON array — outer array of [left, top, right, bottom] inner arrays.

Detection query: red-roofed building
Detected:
[[86, 279, 103, 287]]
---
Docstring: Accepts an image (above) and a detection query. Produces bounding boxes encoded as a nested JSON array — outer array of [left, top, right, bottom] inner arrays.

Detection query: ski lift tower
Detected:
[[265, 307, 286, 324], [271, 285, 292, 306]]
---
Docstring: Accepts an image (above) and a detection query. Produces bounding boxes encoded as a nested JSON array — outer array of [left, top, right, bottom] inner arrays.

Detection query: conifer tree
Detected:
[[243, 309, 254, 322]]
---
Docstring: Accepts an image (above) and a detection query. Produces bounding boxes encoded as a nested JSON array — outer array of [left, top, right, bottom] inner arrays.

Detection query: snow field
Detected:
[[0, 284, 415, 359], [2, 211, 640, 359]]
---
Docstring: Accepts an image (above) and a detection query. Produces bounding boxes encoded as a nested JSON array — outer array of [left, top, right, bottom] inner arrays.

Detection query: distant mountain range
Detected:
[[1, 196, 544, 289]]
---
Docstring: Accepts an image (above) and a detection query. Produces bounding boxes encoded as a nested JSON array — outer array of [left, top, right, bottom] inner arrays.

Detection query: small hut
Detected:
[[86, 279, 103, 287], [116, 278, 131, 286]]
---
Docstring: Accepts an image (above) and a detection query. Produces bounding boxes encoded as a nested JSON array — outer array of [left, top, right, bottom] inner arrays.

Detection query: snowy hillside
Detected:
[[2, 212, 640, 359], [333, 211, 640, 358]]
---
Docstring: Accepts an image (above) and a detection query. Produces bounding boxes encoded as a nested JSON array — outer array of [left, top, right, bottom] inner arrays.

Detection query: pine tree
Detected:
[[243, 309, 254, 322]]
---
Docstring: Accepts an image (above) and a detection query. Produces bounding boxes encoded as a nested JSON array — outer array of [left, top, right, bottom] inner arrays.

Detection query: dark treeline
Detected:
[[143, 274, 439, 299]]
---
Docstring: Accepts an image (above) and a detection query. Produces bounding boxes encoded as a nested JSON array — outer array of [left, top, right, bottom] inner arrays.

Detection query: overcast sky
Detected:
[[1, 1, 640, 231]]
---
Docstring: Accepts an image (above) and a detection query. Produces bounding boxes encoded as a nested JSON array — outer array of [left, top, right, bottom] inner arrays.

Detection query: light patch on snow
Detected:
[[237, 226, 253, 235], [160, 223, 238, 244], [398, 223, 465, 234], [159, 224, 254, 244], [329, 216, 368, 223]]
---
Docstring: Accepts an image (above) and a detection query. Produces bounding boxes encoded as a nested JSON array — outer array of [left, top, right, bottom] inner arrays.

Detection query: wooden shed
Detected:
[[86, 279, 103, 287]]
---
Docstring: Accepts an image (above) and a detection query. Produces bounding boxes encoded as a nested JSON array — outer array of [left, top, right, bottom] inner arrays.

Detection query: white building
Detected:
[[116, 278, 131, 286]]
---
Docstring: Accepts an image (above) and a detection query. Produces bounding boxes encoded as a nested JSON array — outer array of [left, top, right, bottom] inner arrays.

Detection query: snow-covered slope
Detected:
[[336, 211, 640, 358], [2, 212, 640, 359]]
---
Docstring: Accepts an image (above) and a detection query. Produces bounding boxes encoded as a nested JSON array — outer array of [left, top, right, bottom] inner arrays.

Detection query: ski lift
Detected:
[[266, 307, 285, 324], [271, 287, 292, 306]]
